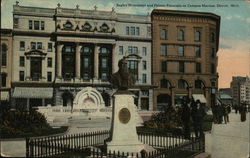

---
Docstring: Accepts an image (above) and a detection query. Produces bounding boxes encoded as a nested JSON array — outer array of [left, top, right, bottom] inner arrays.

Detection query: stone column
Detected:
[[41, 58, 46, 81], [94, 44, 100, 79], [206, 88, 211, 107], [138, 91, 141, 110], [27, 98, 30, 111], [75, 44, 81, 80], [148, 89, 154, 111], [112, 44, 116, 73], [171, 88, 175, 107], [25, 57, 30, 80], [56, 43, 63, 78]]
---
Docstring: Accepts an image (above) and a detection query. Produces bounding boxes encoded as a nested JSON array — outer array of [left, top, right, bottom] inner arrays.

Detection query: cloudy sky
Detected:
[[1, 0, 250, 88]]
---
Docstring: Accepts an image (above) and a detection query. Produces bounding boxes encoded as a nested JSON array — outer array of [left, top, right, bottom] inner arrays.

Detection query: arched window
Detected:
[[82, 22, 92, 31], [211, 64, 215, 74], [178, 79, 186, 89], [160, 79, 169, 88], [64, 21, 73, 29], [178, 29, 184, 41], [195, 31, 201, 41], [1, 44, 7, 66], [100, 23, 109, 32]]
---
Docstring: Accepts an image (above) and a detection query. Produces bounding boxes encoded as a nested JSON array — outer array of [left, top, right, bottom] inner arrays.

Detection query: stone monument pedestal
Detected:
[[106, 92, 144, 153]]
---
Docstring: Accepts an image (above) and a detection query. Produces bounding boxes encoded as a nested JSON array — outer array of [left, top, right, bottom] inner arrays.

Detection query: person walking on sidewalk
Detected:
[[239, 104, 247, 122], [223, 104, 229, 124]]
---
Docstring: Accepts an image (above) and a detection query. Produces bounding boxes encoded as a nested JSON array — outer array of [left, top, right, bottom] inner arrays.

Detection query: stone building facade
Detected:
[[151, 9, 220, 109], [11, 3, 153, 111], [230, 76, 247, 106], [0, 29, 13, 106]]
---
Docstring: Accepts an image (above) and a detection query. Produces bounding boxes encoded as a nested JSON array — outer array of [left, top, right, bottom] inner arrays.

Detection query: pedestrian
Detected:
[[181, 97, 191, 139], [217, 104, 224, 124], [235, 105, 238, 114], [223, 104, 229, 124], [191, 100, 206, 138], [240, 105, 247, 122]]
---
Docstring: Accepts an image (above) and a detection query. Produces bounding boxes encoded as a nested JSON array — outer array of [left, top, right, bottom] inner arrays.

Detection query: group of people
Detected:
[[211, 104, 231, 124], [180, 97, 206, 139]]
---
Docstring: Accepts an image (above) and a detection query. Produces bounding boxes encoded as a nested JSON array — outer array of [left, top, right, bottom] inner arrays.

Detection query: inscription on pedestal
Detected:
[[118, 108, 131, 124]]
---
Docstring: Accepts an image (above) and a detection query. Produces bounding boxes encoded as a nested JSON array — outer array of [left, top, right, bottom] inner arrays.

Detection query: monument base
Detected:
[[106, 93, 145, 153]]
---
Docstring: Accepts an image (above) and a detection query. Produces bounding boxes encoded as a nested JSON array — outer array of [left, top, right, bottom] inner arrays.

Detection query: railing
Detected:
[[26, 130, 110, 157], [26, 130, 204, 158]]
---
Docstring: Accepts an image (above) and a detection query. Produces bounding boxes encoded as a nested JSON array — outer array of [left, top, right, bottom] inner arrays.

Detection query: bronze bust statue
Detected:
[[109, 57, 135, 91]]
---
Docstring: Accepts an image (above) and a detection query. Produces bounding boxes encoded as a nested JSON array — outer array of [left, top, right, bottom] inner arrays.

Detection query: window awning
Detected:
[[1, 91, 9, 101], [192, 94, 207, 103], [13, 87, 53, 99]]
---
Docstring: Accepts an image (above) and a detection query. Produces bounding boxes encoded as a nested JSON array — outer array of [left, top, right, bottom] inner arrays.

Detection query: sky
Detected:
[[1, 0, 250, 88]]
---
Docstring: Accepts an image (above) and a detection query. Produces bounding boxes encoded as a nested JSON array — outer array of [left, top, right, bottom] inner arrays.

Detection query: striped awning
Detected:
[[192, 94, 207, 103], [0, 91, 9, 101], [13, 87, 53, 99]]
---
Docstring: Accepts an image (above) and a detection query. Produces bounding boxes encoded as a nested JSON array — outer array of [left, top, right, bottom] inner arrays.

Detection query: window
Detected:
[[211, 48, 215, 58], [195, 46, 201, 57], [160, 29, 167, 40], [47, 58, 52, 67], [142, 61, 147, 70], [142, 47, 147, 56], [34, 21, 40, 30], [47, 72, 52, 82], [128, 46, 138, 54], [179, 61, 185, 73], [211, 64, 215, 74], [41, 21, 45, 30], [119, 46, 123, 55], [161, 61, 167, 72], [196, 62, 201, 73], [1, 73, 6, 87], [48, 43, 53, 52], [127, 60, 138, 80], [20, 56, 25, 67], [14, 18, 19, 28], [101, 58, 108, 68], [178, 29, 184, 41], [136, 27, 140, 35], [31, 42, 36, 50], [29, 20, 33, 29], [1, 44, 7, 66], [37, 42, 42, 49], [82, 22, 92, 30], [131, 27, 135, 35], [178, 79, 186, 89], [101, 72, 107, 80], [19, 71, 25, 81], [126, 26, 129, 35], [160, 79, 169, 88], [178, 46, 184, 56], [83, 58, 89, 68], [20, 41, 25, 51], [211, 32, 215, 42], [160, 44, 167, 56], [195, 31, 201, 41], [195, 80, 202, 89], [142, 74, 147, 83], [64, 21, 73, 29]]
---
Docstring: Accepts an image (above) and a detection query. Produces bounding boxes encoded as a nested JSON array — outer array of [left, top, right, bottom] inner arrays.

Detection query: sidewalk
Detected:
[[205, 111, 250, 158]]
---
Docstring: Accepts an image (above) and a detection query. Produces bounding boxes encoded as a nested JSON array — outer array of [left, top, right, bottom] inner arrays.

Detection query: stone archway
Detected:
[[73, 87, 105, 112]]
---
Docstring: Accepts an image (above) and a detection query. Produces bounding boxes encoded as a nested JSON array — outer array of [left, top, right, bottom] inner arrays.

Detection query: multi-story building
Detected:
[[0, 29, 13, 106], [240, 76, 250, 105], [11, 3, 153, 111], [230, 76, 247, 106], [151, 9, 220, 109]]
